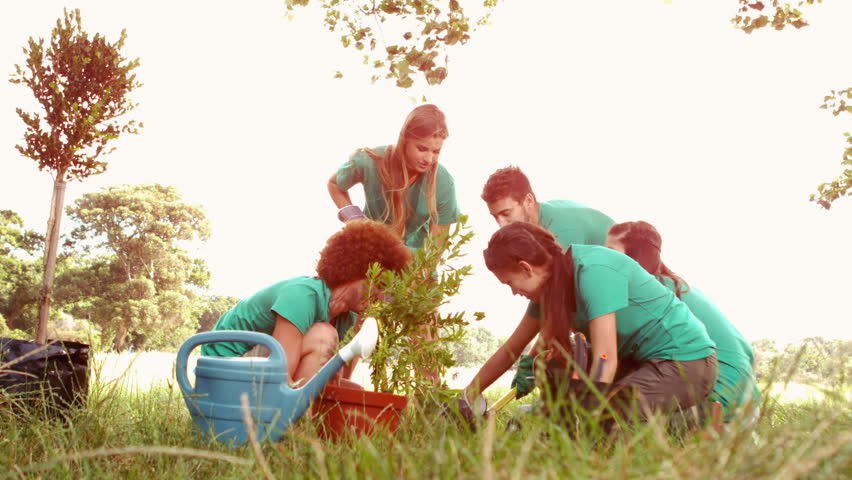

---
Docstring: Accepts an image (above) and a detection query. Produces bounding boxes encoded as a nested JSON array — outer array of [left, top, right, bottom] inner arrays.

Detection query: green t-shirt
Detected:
[[336, 146, 461, 249], [200, 276, 357, 357], [663, 277, 761, 419], [539, 200, 615, 248], [527, 199, 615, 317], [568, 245, 715, 362]]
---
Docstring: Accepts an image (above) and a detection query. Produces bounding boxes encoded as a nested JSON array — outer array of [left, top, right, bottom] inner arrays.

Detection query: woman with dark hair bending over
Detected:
[[202, 220, 411, 389], [606, 221, 760, 422], [463, 222, 718, 418]]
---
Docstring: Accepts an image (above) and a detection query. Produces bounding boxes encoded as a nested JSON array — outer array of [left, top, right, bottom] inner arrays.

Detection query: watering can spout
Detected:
[[338, 315, 379, 363], [283, 317, 380, 420]]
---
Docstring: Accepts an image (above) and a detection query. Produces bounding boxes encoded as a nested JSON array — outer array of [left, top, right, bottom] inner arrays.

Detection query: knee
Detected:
[[302, 322, 339, 360]]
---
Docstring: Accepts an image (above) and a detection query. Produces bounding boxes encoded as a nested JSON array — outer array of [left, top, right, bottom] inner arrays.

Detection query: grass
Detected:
[[1, 352, 851, 479]]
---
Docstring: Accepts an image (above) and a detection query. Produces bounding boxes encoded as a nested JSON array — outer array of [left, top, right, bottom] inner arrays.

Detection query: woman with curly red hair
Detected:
[[201, 220, 410, 388]]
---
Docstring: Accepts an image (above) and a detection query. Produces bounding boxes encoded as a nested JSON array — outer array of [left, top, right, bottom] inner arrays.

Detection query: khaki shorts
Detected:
[[614, 353, 718, 415]]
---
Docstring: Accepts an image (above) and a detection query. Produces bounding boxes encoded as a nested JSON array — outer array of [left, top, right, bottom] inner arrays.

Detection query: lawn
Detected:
[[2, 351, 850, 479]]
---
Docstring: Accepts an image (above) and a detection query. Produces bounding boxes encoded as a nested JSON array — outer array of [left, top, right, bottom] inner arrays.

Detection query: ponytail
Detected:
[[484, 222, 576, 358]]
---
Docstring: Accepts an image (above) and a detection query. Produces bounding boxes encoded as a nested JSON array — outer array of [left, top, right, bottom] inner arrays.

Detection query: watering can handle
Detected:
[[174, 331, 286, 398]]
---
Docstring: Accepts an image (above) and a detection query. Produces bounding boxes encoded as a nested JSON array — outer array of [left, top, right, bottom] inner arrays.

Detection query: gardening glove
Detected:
[[443, 387, 486, 431], [338, 205, 367, 222], [511, 355, 535, 399]]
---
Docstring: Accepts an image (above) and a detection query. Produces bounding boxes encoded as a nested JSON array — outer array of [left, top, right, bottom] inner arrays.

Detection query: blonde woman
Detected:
[[327, 104, 460, 250]]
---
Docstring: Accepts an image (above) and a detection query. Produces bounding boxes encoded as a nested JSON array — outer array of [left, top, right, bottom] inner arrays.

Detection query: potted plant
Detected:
[[315, 215, 483, 438]]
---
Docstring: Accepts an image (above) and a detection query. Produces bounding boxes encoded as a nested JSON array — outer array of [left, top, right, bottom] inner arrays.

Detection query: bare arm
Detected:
[[271, 314, 305, 381], [327, 173, 354, 209], [464, 313, 540, 397], [588, 312, 619, 383], [527, 335, 542, 357]]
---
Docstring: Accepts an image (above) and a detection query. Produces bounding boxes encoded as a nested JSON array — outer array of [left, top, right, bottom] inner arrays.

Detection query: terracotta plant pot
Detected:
[[315, 384, 407, 439]]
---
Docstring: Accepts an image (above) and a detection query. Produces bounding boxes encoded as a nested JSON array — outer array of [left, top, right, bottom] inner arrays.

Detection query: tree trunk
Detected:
[[36, 179, 66, 344], [113, 322, 128, 351]]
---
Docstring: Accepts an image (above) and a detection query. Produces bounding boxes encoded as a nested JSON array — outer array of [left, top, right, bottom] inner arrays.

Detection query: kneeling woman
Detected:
[[606, 221, 761, 421], [201, 220, 411, 388], [465, 222, 717, 417]]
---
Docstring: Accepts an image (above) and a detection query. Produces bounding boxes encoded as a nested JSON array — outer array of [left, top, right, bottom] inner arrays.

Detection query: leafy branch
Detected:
[[731, 1, 850, 209], [285, 0, 501, 88], [811, 87, 851, 209], [731, 0, 822, 33], [364, 215, 483, 396]]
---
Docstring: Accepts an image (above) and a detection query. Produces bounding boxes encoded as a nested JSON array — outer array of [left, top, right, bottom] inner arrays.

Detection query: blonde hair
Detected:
[[363, 104, 448, 239]]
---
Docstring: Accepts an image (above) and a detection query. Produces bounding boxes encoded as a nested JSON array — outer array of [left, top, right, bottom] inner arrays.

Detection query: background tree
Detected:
[[62, 184, 210, 351], [751, 337, 851, 386], [9, 8, 142, 343], [751, 337, 779, 381], [285, 0, 500, 88], [731, 1, 850, 209], [195, 294, 240, 333], [451, 325, 503, 368], [0, 210, 43, 332]]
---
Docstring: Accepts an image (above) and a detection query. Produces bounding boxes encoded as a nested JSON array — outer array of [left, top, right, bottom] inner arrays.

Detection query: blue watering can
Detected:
[[175, 317, 378, 446]]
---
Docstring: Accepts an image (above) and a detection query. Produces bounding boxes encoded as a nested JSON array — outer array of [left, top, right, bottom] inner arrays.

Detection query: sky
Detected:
[[1, 1, 850, 346]]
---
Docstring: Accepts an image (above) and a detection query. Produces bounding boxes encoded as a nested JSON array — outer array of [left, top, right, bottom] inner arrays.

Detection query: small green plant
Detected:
[[364, 215, 484, 396]]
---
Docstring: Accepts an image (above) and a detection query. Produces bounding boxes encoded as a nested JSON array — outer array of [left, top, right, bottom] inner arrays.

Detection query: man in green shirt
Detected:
[[201, 220, 411, 389], [480, 166, 615, 397]]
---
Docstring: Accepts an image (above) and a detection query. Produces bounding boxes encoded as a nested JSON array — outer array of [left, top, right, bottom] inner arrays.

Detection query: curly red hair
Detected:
[[316, 220, 411, 288]]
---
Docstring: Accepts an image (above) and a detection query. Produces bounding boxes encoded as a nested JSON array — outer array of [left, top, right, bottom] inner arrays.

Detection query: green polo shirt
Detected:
[[663, 278, 761, 419], [527, 199, 615, 317], [566, 245, 714, 362], [336, 146, 461, 249], [539, 199, 615, 248], [201, 276, 357, 357]]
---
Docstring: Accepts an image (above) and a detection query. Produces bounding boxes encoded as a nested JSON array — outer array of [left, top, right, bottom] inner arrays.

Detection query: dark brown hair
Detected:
[[316, 220, 411, 288], [483, 222, 576, 358], [607, 221, 690, 297], [481, 166, 534, 205]]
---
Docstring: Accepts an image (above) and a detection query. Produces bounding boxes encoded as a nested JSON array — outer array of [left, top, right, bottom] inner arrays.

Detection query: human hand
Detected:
[[338, 205, 367, 222], [510, 355, 535, 399], [443, 387, 486, 430]]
